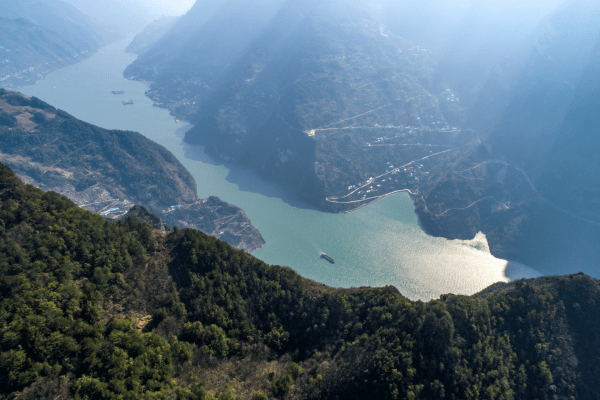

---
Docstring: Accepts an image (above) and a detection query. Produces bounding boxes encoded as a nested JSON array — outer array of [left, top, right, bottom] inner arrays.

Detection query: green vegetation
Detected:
[[271, 363, 301, 397], [0, 162, 598, 399]]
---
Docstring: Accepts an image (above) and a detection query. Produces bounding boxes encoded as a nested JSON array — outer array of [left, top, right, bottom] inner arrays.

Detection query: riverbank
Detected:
[[18, 37, 543, 301]]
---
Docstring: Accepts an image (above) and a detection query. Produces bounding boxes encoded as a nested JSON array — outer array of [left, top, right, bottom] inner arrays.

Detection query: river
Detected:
[[18, 38, 543, 300]]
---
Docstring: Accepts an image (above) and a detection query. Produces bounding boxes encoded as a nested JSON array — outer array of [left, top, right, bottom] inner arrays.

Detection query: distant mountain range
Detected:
[[0, 0, 111, 88], [0, 17, 92, 88], [59, 0, 156, 36], [0, 0, 185, 89], [0, 90, 265, 251], [415, 0, 600, 273], [0, 0, 109, 48], [125, 16, 179, 55], [124, 0, 600, 272]]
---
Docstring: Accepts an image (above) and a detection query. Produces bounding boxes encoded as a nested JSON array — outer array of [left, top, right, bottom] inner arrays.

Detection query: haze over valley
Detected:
[[124, 0, 600, 271], [1, 0, 600, 398]]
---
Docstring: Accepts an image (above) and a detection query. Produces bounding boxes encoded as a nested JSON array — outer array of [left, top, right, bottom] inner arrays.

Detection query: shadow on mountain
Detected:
[[503, 260, 543, 281], [181, 140, 317, 212], [517, 203, 600, 278]]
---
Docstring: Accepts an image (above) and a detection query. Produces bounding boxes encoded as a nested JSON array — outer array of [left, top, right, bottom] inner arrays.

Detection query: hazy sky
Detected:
[[149, 0, 196, 15]]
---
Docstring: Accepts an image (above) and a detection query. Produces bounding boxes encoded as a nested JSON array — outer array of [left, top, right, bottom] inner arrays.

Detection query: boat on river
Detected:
[[122, 100, 133, 105], [321, 253, 335, 264], [112, 90, 125, 94]]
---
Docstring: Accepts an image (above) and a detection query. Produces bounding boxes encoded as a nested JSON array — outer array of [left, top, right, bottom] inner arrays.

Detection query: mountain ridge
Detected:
[[0, 89, 265, 252], [0, 161, 598, 399], [0, 0, 112, 89]]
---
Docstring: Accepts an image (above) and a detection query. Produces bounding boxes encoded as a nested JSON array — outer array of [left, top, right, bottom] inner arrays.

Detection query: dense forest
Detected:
[[0, 161, 598, 399]]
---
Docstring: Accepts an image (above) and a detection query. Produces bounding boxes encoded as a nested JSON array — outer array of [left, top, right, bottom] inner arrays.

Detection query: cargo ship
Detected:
[[122, 100, 133, 105], [111, 90, 125, 94], [320, 253, 335, 264]]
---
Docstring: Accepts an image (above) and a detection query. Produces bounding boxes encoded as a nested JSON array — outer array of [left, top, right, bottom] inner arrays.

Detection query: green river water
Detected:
[[18, 39, 543, 300]]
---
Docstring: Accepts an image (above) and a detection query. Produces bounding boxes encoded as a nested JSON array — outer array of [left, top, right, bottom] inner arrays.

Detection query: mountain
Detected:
[[125, 16, 179, 54], [0, 89, 264, 251], [1, 161, 599, 399], [125, 0, 600, 271], [59, 0, 155, 36], [0, 0, 107, 51], [0, 17, 90, 88], [124, 0, 286, 98], [126, 0, 472, 212], [413, 0, 600, 274], [0, 0, 110, 89]]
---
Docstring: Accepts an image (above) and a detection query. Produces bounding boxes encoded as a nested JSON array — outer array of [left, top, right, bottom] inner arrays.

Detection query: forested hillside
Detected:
[[0, 90, 264, 251], [1, 162, 598, 399]]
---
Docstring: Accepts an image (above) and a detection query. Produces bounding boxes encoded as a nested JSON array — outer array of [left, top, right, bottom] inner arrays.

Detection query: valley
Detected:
[[2, 1, 600, 398], [123, 0, 600, 273], [18, 37, 541, 300]]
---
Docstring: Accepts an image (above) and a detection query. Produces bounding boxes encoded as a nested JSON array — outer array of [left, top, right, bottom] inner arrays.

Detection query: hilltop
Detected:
[[0, 161, 599, 399]]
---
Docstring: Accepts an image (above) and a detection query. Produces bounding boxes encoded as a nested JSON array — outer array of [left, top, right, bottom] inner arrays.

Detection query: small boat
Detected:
[[122, 100, 133, 105], [112, 90, 125, 94], [321, 253, 335, 264]]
